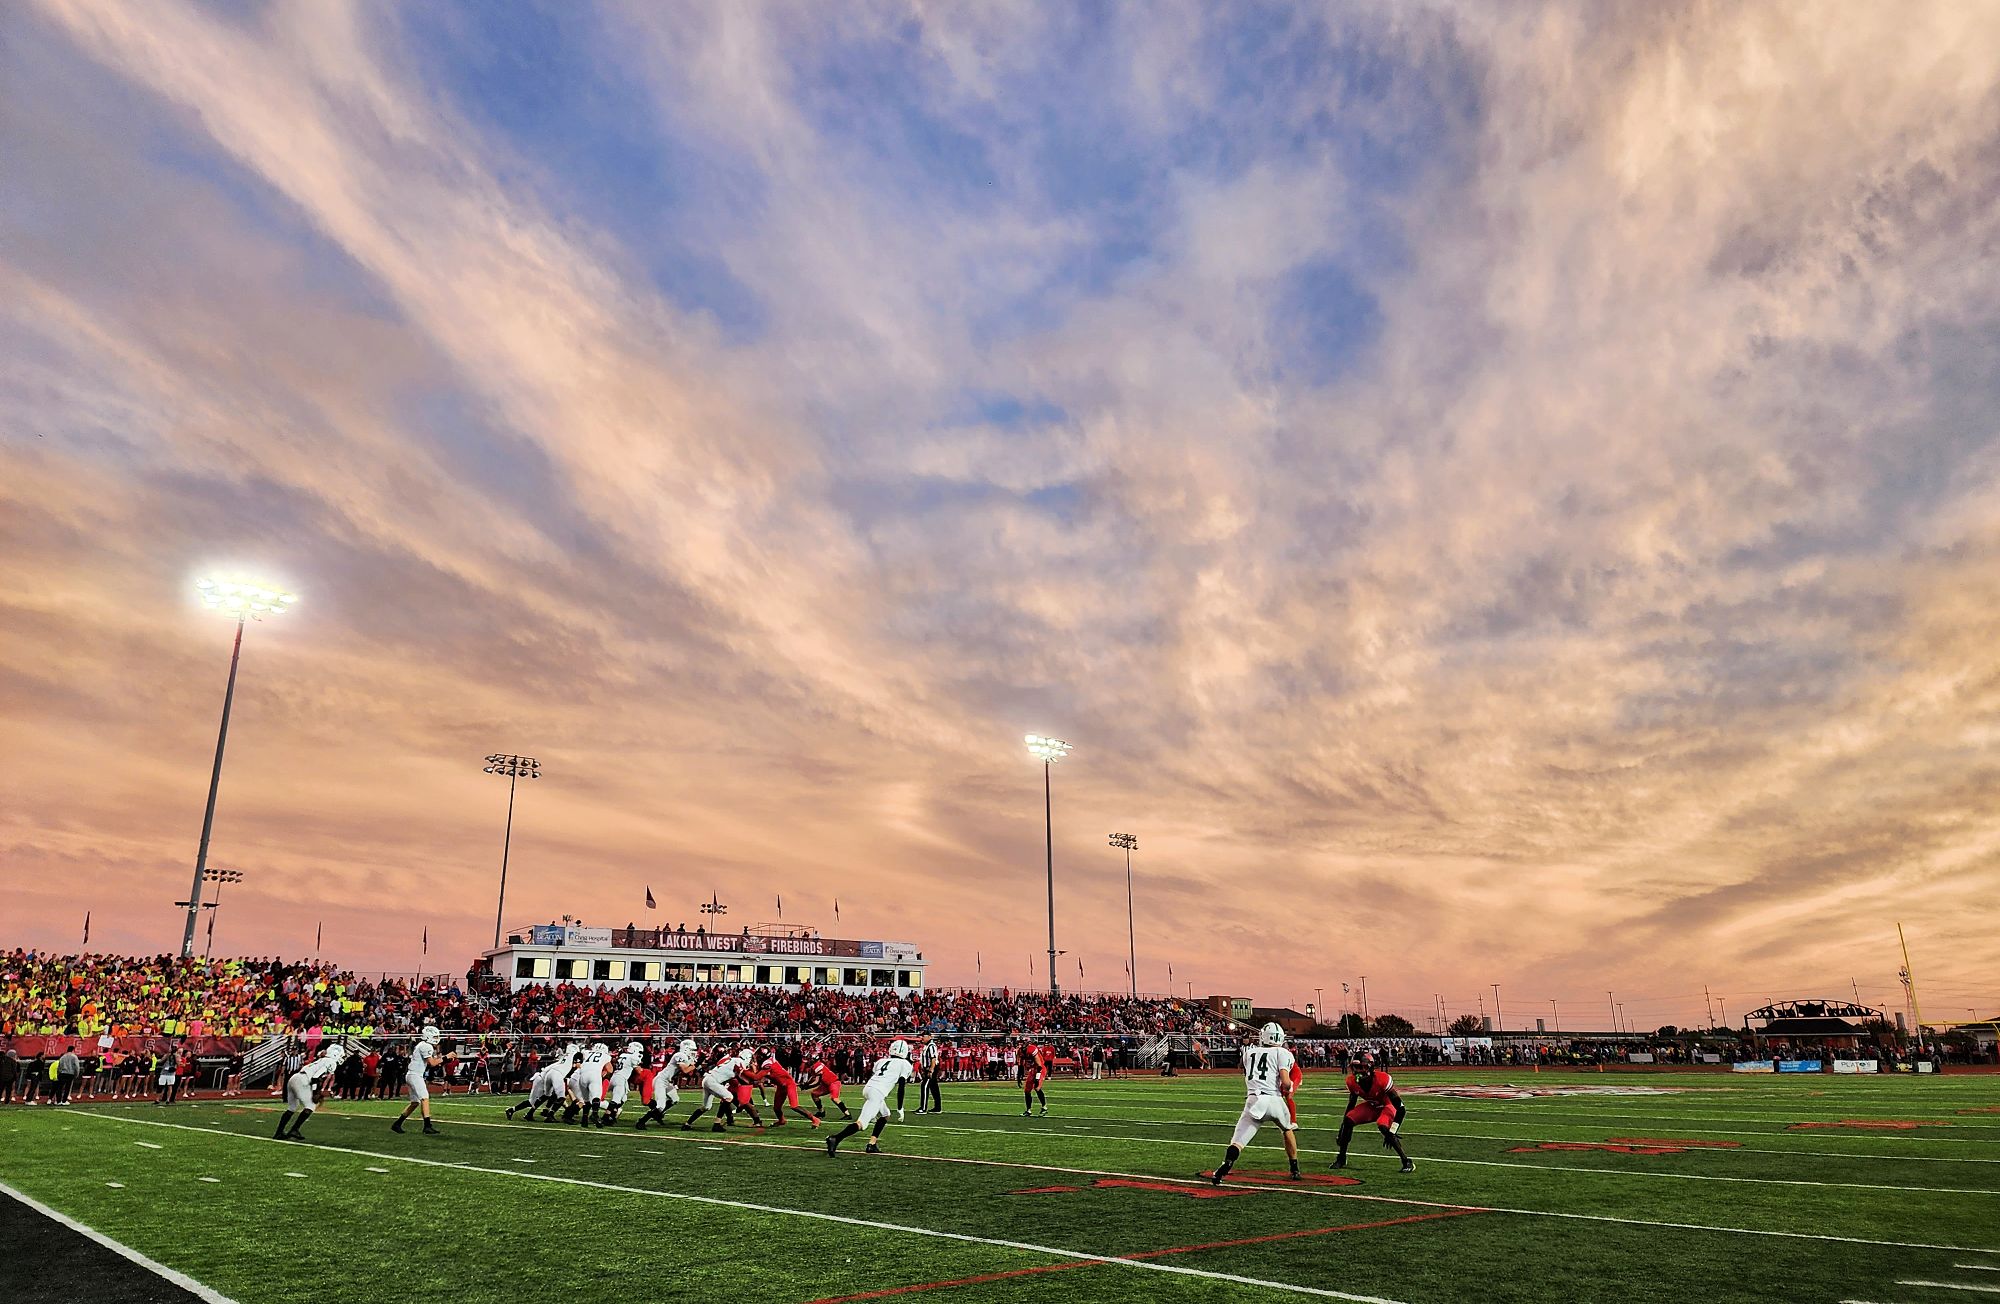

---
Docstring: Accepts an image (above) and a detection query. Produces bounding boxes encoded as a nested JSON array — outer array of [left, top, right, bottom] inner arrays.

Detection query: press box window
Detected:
[[843, 968, 869, 987], [557, 958, 590, 981], [515, 957, 552, 979], [593, 960, 626, 981], [632, 962, 662, 982]]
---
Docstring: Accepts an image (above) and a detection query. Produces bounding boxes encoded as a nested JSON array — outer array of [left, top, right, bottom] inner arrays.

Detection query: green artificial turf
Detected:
[[4, 1071, 1998, 1303]]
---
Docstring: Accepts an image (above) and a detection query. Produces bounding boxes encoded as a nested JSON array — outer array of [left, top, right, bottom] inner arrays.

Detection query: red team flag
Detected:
[[422, 925, 428, 954], [82, 911, 90, 945]]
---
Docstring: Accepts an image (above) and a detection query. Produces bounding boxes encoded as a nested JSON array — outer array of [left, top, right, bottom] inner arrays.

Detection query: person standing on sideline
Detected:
[[915, 1038, 944, 1115], [391, 1026, 443, 1135], [55, 1047, 80, 1105], [1210, 1023, 1301, 1185]]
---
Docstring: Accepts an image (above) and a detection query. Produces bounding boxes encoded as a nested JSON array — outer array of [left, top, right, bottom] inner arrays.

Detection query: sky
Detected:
[[4, 0, 1999, 1032]]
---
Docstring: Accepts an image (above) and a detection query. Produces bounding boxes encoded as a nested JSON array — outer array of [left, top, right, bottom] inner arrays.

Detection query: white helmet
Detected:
[[1259, 1022, 1286, 1047], [678, 1038, 696, 1054], [421, 1025, 441, 1043], [320, 1043, 346, 1064], [591, 1042, 609, 1057], [889, 1039, 912, 1060], [626, 1042, 643, 1057]]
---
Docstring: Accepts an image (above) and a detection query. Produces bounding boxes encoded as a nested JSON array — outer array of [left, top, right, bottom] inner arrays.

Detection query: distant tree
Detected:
[[1335, 1013, 1369, 1038], [1371, 1014, 1416, 1037], [1447, 1014, 1485, 1037], [1654, 1025, 1679, 1040]]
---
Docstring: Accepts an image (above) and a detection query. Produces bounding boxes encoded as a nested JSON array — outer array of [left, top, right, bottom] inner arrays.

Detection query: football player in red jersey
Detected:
[[1020, 1040, 1050, 1117], [760, 1048, 819, 1127], [806, 1047, 852, 1121], [1286, 1055, 1305, 1123], [1334, 1052, 1414, 1172]]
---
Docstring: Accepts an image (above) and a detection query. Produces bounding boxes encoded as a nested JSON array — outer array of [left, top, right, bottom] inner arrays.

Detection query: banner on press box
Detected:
[[1832, 1060, 1879, 1074]]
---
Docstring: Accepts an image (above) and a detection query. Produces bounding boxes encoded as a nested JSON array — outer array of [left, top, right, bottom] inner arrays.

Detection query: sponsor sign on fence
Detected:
[[1697, 1053, 1723, 1064], [1627, 1052, 1656, 1064], [1732, 1061, 1775, 1073], [1777, 1059, 1823, 1073], [1832, 1059, 1879, 1074]]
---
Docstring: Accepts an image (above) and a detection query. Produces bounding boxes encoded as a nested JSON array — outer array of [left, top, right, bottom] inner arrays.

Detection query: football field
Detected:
[[4, 1070, 1998, 1303]]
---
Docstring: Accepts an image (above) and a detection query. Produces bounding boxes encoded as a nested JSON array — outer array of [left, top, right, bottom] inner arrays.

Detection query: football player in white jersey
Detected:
[[602, 1042, 642, 1126], [682, 1045, 756, 1131], [508, 1047, 580, 1121], [275, 1043, 344, 1140], [1209, 1023, 1300, 1184], [636, 1038, 699, 1129], [392, 1025, 443, 1135], [565, 1042, 611, 1127], [824, 1040, 915, 1156]]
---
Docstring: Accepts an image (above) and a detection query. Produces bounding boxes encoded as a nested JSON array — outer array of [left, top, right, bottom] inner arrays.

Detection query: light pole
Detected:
[[180, 578, 295, 958], [1109, 833, 1138, 998], [202, 868, 244, 959], [1550, 998, 1560, 1034], [1607, 990, 1617, 1033], [483, 754, 541, 949], [1492, 983, 1504, 1033], [1026, 734, 1070, 996]]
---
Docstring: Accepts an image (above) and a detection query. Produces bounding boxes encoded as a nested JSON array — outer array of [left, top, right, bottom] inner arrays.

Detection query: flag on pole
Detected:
[[1078, 958, 1085, 982], [315, 922, 322, 951], [1029, 953, 1035, 975], [777, 894, 783, 919], [645, 886, 656, 910], [82, 911, 90, 945], [422, 925, 429, 954], [833, 898, 840, 921], [976, 951, 982, 975]]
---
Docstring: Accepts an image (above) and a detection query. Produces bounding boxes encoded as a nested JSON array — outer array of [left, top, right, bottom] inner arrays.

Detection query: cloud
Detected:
[[4, 0, 1999, 1023]]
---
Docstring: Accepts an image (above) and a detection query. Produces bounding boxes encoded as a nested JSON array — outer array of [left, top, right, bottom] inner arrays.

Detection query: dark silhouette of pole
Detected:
[[485, 754, 541, 949], [1025, 735, 1070, 998], [182, 618, 243, 958], [1110, 833, 1138, 998]]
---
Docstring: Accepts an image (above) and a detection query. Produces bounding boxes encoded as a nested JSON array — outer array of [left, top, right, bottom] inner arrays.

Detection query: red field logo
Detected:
[[1785, 1120, 1939, 1131], [1401, 1084, 1695, 1100]]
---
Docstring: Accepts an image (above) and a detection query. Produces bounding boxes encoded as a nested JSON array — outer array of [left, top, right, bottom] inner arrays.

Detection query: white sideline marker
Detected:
[[1897, 1282, 2000, 1294], [364, 1167, 388, 1173], [1957, 1265, 2000, 1273], [197, 1177, 221, 1183], [284, 1172, 307, 1179], [104, 1182, 124, 1189], [0, 1180, 236, 1304], [134, 1141, 162, 1150]]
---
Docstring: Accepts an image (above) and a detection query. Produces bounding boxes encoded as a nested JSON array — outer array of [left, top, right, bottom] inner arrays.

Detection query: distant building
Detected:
[[483, 922, 925, 996]]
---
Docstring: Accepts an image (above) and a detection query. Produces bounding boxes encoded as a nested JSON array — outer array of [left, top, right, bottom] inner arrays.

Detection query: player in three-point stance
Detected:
[[507, 1045, 579, 1121], [805, 1047, 851, 1120], [1333, 1051, 1414, 1173], [275, 1043, 344, 1140], [825, 1040, 915, 1156], [1210, 1023, 1301, 1184], [392, 1025, 443, 1135], [635, 1038, 699, 1129], [683, 1044, 760, 1131]]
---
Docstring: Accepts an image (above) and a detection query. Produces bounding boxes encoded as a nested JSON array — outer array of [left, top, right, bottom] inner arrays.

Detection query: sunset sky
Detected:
[[5, 1, 1998, 1031]]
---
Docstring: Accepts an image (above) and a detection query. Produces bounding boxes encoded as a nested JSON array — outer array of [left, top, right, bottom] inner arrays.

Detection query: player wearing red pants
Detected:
[[760, 1049, 818, 1127], [806, 1049, 850, 1120], [1019, 1040, 1051, 1117], [1333, 1052, 1414, 1173]]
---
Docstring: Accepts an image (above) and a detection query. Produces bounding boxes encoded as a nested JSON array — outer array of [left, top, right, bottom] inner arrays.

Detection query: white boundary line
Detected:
[[152, 1103, 2000, 1257], [1897, 1281, 2000, 1294], [0, 1178, 237, 1304], [67, 1113, 1406, 1303]]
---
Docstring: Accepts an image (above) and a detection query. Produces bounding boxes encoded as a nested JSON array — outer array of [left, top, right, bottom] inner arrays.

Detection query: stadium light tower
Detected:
[[202, 867, 244, 959], [179, 578, 296, 958], [483, 754, 541, 949], [1026, 734, 1071, 996], [1109, 833, 1138, 998], [1492, 983, 1504, 1033]]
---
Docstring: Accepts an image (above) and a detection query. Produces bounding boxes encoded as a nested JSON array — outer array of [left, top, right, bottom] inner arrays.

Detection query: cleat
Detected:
[[1023, 1109, 1033, 1117], [504, 1106, 516, 1119], [824, 1136, 839, 1157], [865, 1143, 880, 1154], [1330, 1156, 1346, 1169], [1209, 1169, 1227, 1186], [808, 1116, 821, 1129], [391, 1119, 405, 1133], [422, 1122, 441, 1135], [1401, 1159, 1416, 1174]]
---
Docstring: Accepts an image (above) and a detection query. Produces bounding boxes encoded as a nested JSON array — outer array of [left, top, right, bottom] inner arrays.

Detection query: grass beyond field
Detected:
[[3, 1070, 1999, 1303]]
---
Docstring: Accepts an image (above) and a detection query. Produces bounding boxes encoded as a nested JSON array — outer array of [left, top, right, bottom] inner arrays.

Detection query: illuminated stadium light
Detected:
[[484, 753, 543, 950], [1109, 832, 1138, 998], [177, 577, 299, 958], [1026, 733, 1072, 995]]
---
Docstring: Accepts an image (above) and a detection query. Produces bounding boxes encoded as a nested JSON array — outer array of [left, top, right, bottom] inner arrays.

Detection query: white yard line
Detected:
[[0, 1178, 237, 1304], [150, 1104, 2000, 1257], [65, 1113, 1405, 1303], [902, 1121, 2000, 1195], [1898, 1281, 2000, 1294]]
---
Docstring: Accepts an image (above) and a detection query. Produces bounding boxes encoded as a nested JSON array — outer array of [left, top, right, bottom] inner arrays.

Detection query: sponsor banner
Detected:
[[881, 941, 921, 961], [1732, 1061, 1776, 1073], [1697, 1053, 1723, 1063], [859, 941, 885, 959], [1832, 1060, 1879, 1074], [527, 924, 566, 945], [1627, 1052, 1656, 1064], [565, 926, 613, 946], [1777, 1059, 1822, 1073], [1918, 1061, 1936, 1073]]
